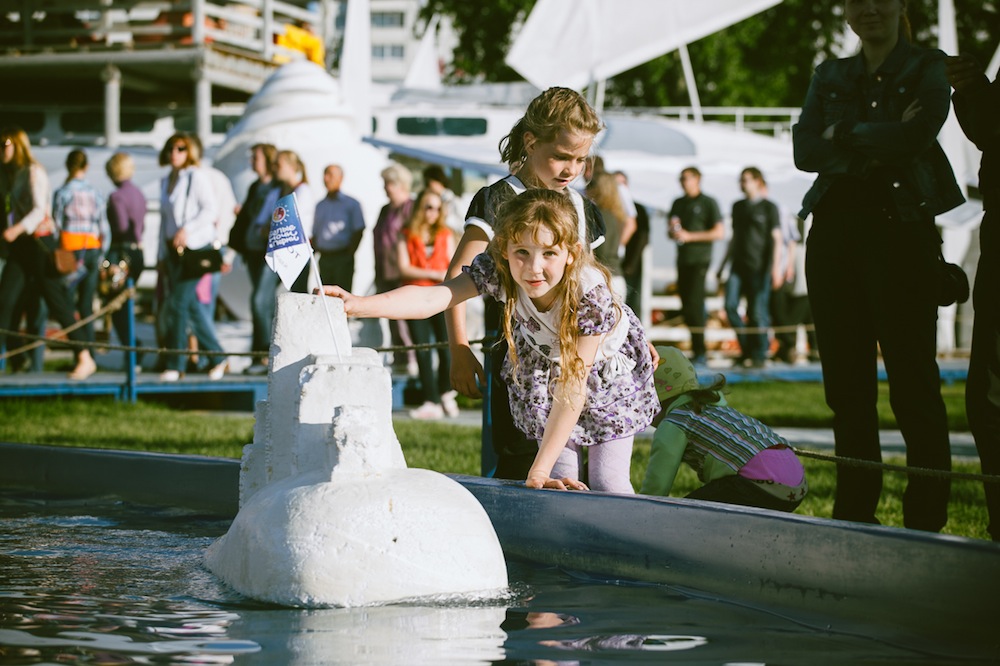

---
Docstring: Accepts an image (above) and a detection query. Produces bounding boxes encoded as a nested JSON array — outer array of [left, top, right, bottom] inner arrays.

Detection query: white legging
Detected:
[[550, 436, 636, 494]]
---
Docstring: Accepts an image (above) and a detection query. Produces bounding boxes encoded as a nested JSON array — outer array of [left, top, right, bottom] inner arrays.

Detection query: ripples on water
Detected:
[[0, 494, 968, 665]]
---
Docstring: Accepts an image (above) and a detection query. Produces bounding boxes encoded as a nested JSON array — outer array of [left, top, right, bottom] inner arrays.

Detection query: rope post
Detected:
[[124, 280, 137, 404]]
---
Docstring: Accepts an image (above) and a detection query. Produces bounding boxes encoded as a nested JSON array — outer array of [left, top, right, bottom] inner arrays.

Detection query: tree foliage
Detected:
[[420, 0, 998, 107], [419, 0, 535, 83]]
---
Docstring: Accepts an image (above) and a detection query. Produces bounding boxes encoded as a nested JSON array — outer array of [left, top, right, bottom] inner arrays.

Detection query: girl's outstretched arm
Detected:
[[526, 334, 602, 491], [444, 227, 490, 398], [322, 273, 479, 321]]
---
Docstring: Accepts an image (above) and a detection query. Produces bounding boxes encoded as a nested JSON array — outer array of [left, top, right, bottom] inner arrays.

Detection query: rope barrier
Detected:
[[0, 287, 134, 361], [0, 314, 492, 360], [792, 447, 1000, 484], [2, 293, 989, 486]]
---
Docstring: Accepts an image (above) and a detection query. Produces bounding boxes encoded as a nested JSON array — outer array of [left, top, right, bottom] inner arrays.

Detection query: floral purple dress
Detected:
[[466, 253, 659, 447]]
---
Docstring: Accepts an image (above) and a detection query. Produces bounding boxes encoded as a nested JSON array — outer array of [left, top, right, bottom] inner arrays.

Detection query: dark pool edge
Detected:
[[2, 440, 999, 657], [0, 442, 240, 516]]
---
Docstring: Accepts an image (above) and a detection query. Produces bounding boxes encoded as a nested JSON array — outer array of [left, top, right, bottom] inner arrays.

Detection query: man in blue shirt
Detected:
[[312, 164, 365, 291]]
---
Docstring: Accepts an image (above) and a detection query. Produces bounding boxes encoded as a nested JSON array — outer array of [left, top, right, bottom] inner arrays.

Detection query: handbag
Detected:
[[174, 172, 224, 280], [34, 234, 77, 275], [178, 243, 224, 280], [53, 247, 78, 275]]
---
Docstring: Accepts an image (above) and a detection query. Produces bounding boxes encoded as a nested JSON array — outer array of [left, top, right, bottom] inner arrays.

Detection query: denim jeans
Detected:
[[245, 254, 279, 355], [724, 268, 771, 361], [162, 255, 225, 372], [67, 248, 102, 354], [408, 312, 451, 404]]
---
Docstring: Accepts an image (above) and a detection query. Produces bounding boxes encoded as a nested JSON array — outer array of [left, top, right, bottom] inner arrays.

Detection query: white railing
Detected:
[[622, 106, 803, 137]]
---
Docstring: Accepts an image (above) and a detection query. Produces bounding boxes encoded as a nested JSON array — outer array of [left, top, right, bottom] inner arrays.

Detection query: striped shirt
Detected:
[[665, 404, 789, 476]]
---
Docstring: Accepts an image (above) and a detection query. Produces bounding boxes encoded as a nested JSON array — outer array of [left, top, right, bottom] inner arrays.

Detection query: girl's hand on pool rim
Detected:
[[526, 473, 589, 491]]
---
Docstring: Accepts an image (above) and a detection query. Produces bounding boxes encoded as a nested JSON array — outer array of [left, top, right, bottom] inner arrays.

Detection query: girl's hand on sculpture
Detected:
[[320, 285, 363, 316]]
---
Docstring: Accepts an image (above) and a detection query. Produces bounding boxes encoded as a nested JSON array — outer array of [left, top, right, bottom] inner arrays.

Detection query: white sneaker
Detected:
[[441, 390, 460, 418], [409, 401, 444, 420], [159, 370, 181, 382], [208, 361, 229, 381]]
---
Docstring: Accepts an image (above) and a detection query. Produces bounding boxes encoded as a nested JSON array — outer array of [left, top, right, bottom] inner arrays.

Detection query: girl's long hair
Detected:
[[1, 126, 35, 174], [499, 87, 603, 178], [488, 189, 614, 389], [277, 150, 308, 194], [405, 189, 449, 242], [586, 172, 625, 225]]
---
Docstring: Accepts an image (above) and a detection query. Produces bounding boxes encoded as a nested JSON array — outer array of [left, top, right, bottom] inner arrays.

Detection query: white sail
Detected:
[[340, 0, 373, 137], [505, 0, 782, 91], [402, 14, 443, 91]]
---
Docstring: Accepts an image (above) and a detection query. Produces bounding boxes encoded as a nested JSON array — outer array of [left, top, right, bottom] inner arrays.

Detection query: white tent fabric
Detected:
[[505, 0, 782, 91], [402, 15, 443, 91], [340, 0, 373, 137]]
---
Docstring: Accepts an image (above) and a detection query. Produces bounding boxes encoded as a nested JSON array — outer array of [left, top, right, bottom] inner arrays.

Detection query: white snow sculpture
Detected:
[[205, 293, 508, 607]]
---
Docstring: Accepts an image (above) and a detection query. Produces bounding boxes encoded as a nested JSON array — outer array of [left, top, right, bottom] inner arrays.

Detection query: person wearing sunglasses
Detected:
[[396, 189, 459, 419], [156, 132, 228, 382]]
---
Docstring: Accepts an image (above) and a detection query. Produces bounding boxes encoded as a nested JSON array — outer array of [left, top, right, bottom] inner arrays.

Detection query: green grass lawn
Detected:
[[0, 379, 989, 541]]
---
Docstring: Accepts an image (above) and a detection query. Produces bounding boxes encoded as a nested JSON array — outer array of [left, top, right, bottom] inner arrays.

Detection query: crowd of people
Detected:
[[317, 0, 996, 534], [0, 0, 995, 534]]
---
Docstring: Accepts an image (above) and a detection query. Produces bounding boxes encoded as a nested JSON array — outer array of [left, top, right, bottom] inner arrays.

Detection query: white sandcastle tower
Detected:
[[205, 293, 508, 607]]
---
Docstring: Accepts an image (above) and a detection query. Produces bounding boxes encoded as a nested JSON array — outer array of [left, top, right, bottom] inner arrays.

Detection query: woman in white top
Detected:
[[157, 132, 227, 381]]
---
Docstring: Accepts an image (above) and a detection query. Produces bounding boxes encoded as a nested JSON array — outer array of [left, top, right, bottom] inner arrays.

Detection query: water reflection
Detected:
[[0, 496, 976, 665]]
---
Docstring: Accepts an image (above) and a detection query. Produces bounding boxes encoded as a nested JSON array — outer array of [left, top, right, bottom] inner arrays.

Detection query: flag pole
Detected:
[[310, 252, 344, 362], [266, 191, 344, 362]]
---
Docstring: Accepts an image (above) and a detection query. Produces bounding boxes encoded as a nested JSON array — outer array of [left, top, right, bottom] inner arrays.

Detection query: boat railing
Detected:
[[0, 0, 319, 65], [623, 106, 803, 138]]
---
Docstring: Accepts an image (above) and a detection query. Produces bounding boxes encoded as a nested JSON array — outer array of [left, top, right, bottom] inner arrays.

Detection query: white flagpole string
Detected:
[[310, 251, 343, 362]]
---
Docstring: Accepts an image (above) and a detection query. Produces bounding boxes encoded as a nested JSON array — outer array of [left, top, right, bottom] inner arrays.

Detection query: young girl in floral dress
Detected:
[[323, 188, 658, 493]]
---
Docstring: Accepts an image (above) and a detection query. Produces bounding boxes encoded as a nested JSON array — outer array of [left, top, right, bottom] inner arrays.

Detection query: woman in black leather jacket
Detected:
[[792, 0, 964, 532]]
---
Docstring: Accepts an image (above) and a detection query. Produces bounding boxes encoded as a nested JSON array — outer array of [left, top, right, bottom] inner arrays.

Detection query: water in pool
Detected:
[[0, 494, 975, 664]]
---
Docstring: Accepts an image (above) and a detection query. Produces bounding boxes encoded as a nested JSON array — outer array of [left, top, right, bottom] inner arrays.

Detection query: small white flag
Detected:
[[265, 193, 312, 290]]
